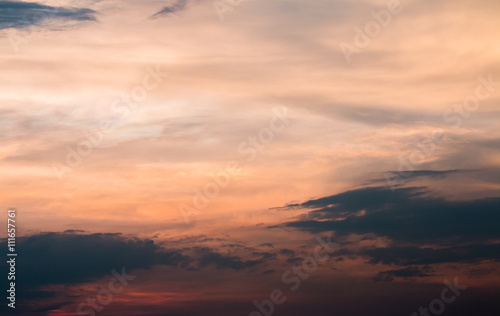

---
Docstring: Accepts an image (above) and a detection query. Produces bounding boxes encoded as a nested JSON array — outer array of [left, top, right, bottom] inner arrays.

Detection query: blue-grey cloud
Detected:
[[194, 247, 268, 270], [0, 231, 270, 294], [365, 169, 469, 185], [0, 0, 96, 30], [274, 186, 500, 244], [362, 243, 500, 266], [272, 186, 500, 272], [150, 0, 190, 19]]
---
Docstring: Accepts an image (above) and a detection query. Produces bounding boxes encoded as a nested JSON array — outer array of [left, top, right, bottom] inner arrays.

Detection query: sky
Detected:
[[0, 0, 499, 315]]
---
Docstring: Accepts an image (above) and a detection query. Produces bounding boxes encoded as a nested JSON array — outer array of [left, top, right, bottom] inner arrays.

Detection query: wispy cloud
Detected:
[[149, 0, 192, 19], [364, 169, 473, 185], [373, 266, 434, 282]]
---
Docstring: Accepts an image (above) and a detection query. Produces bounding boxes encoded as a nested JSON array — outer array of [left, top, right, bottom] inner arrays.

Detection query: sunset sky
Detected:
[[1, 0, 500, 315]]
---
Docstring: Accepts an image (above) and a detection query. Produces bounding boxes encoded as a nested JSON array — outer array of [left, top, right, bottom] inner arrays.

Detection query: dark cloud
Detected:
[[167, 234, 227, 244], [373, 267, 433, 282], [365, 169, 469, 185], [259, 243, 274, 248], [275, 186, 500, 244], [362, 243, 500, 266], [5, 232, 174, 289], [0, 231, 270, 293], [0, 1, 96, 30], [63, 229, 86, 233], [273, 186, 500, 274], [286, 257, 304, 264], [150, 0, 190, 19], [194, 247, 268, 270], [279, 248, 295, 256], [34, 302, 73, 313], [4, 231, 500, 316]]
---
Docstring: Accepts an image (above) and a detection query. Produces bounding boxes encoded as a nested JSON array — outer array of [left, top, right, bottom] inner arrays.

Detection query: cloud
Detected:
[[7, 232, 170, 289], [0, 231, 270, 293], [193, 247, 268, 270], [365, 169, 470, 185], [0, 0, 96, 28], [149, 0, 191, 19], [273, 186, 500, 272], [259, 243, 274, 248], [0, 0, 96, 30], [319, 103, 439, 126], [373, 267, 433, 282], [279, 248, 295, 257], [275, 186, 500, 244], [273, 186, 427, 218], [362, 243, 500, 266]]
